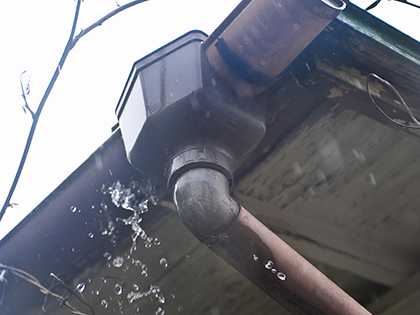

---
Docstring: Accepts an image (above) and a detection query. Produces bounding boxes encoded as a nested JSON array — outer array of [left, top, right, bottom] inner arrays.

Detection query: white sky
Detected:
[[0, 0, 420, 240]]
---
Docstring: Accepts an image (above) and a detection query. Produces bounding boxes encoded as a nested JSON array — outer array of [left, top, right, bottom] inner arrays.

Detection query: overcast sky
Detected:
[[1, 0, 420, 240]]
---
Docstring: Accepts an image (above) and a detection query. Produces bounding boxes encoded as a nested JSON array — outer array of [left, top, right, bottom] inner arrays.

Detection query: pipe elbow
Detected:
[[172, 168, 240, 244]]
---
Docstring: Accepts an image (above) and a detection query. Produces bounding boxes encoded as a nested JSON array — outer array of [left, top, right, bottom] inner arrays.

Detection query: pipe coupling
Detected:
[[173, 168, 240, 244]]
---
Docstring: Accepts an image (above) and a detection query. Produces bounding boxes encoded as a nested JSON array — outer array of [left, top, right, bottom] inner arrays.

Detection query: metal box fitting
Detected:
[[116, 31, 267, 188]]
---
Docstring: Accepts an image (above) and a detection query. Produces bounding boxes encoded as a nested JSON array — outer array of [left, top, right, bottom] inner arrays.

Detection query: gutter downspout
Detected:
[[173, 168, 371, 315], [116, 0, 370, 313], [171, 1, 371, 313]]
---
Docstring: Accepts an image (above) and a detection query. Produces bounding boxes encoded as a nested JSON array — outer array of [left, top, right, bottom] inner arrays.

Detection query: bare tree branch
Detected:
[[20, 71, 34, 119], [75, 0, 148, 42], [366, 0, 420, 10], [0, 263, 90, 315], [0, 0, 149, 221]]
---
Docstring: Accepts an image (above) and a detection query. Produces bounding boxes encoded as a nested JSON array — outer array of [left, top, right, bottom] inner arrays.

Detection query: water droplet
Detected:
[[157, 294, 166, 304], [265, 260, 274, 270], [71, 206, 77, 213], [178, 306, 183, 313], [171, 293, 176, 299], [76, 282, 85, 293], [101, 184, 108, 195], [114, 283, 123, 295], [113, 256, 124, 268], [252, 254, 259, 261], [118, 296, 124, 311], [155, 307, 165, 315], [88, 232, 94, 239], [277, 272, 286, 281], [101, 299, 108, 308], [271, 268, 277, 274], [133, 283, 139, 291], [292, 162, 303, 177], [160, 258, 168, 268], [369, 173, 377, 186], [231, 114, 238, 125], [316, 170, 326, 182]]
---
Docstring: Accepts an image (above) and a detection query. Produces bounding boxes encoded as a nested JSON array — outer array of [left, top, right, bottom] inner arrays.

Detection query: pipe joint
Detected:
[[173, 168, 240, 244]]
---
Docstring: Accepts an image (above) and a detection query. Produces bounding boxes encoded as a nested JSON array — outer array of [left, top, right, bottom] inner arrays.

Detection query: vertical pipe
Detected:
[[204, 0, 346, 97]]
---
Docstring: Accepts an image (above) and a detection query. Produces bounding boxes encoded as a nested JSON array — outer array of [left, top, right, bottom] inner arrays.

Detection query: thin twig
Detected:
[[50, 273, 95, 315], [20, 71, 34, 119], [366, 0, 420, 10], [75, 0, 149, 42], [0, 0, 148, 221], [0, 263, 89, 315], [0, 0, 82, 221], [394, 0, 420, 9]]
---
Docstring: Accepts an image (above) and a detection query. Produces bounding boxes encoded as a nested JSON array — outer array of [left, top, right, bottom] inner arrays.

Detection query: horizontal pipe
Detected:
[[173, 168, 371, 315], [204, 0, 346, 97]]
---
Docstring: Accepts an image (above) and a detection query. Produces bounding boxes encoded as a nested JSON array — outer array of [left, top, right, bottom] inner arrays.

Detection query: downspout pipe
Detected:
[[173, 168, 371, 315], [204, 0, 346, 97]]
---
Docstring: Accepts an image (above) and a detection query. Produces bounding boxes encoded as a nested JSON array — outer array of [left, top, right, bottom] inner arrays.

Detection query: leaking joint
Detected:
[[172, 168, 240, 244]]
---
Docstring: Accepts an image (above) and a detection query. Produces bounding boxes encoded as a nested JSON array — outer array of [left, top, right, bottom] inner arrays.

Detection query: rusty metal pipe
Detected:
[[210, 207, 372, 315], [204, 0, 346, 97], [173, 168, 371, 315]]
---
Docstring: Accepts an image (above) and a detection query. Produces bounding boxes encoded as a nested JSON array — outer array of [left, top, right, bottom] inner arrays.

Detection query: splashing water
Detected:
[[160, 258, 168, 268], [127, 284, 165, 304], [108, 180, 158, 212], [113, 256, 124, 268], [264, 260, 287, 281], [101, 299, 108, 308], [132, 259, 148, 277], [114, 283, 123, 295], [265, 260, 274, 270], [277, 272, 287, 281], [99, 180, 169, 312], [76, 282, 86, 293], [107, 180, 160, 253]]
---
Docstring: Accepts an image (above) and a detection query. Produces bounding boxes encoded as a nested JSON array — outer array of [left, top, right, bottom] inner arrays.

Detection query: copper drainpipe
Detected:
[[204, 0, 347, 97], [171, 0, 371, 313]]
